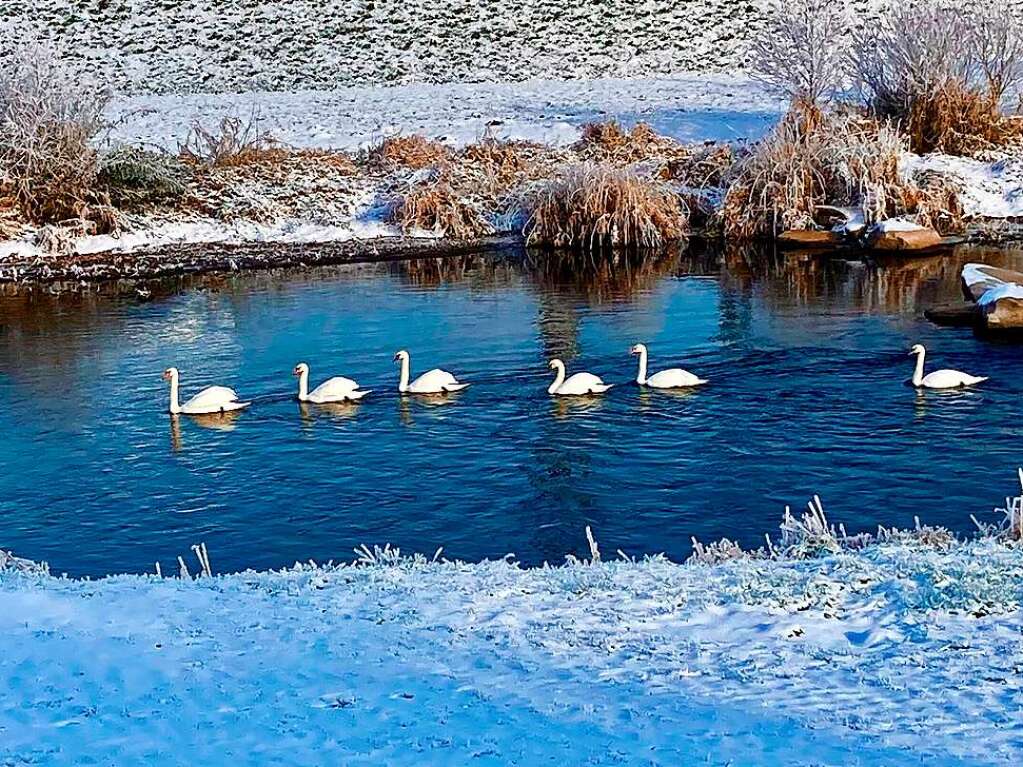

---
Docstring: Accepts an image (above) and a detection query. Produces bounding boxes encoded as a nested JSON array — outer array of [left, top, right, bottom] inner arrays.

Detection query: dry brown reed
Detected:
[[850, 0, 1023, 155], [389, 173, 494, 238], [368, 134, 452, 170], [722, 106, 964, 241], [524, 164, 688, 251], [179, 113, 278, 167]]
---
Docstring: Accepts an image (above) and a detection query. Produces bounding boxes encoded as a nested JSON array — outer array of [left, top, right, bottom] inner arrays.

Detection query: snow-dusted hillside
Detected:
[[0, 0, 896, 95]]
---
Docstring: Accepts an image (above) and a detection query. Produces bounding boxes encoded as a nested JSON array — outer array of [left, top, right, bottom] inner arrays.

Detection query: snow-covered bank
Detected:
[[4, 75, 1022, 269], [2, 534, 1021, 765]]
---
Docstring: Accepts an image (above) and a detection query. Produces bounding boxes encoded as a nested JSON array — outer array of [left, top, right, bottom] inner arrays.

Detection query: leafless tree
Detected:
[[967, 0, 1023, 104], [748, 0, 850, 106]]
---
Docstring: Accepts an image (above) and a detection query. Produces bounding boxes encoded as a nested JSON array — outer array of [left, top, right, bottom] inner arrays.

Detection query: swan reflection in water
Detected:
[[169, 411, 244, 451], [397, 390, 465, 427], [549, 395, 606, 420], [298, 400, 363, 427], [635, 385, 703, 412]]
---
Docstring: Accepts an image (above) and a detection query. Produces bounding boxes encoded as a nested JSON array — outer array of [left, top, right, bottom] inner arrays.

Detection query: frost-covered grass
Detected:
[[4, 475, 1023, 764]]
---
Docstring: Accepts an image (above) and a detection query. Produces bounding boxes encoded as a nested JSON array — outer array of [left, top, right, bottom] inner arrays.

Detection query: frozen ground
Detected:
[[2, 530, 1023, 765], [106, 74, 784, 152], [0, 0, 894, 95]]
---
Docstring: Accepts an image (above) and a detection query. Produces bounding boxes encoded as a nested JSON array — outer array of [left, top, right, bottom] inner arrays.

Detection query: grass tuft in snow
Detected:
[[389, 171, 495, 238], [524, 164, 688, 252], [368, 134, 452, 171], [98, 145, 188, 209], [179, 110, 277, 167]]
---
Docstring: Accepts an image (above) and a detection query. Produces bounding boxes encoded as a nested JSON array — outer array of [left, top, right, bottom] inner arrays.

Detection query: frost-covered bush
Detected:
[[99, 145, 189, 208], [748, 0, 849, 106], [722, 106, 963, 240], [0, 38, 109, 222], [849, 0, 1023, 153]]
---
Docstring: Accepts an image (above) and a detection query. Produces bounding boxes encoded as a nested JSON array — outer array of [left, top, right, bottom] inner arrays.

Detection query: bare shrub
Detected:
[[749, 0, 849, 105], [524, 164, 688, 251], [850, 0, 1023, 153], [179, 112, 277, 167], [389, 172, 494, 238], [99, 146, 188, 208], [368, 134, 451, 171], [722, 106, 963, 240], [968, 0, 1023, 104], [0, 39, 109, 223]]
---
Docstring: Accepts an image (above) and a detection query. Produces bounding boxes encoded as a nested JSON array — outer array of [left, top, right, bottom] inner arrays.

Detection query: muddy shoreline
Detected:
[[0, 235, 522, 291]]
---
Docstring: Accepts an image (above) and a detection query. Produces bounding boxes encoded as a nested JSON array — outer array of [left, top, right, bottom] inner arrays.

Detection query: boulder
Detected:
[[777, 229, 843, 248], [870, 227, 942, 251], [961, 263, 1023, 302], [978, 283, 1023, 331]]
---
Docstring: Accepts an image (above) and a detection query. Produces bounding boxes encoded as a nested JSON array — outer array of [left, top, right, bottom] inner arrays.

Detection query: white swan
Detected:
[[630, 343, 707, 388], [294, 362, 370, 403], [547, 358, 613, 396], [394, 350, 470, 394], [163, 367, 250, 415], [909, 344, 987, 389]]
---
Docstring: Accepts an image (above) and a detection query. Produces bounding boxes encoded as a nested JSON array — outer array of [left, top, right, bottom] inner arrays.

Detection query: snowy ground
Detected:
[[107, 74, 784, 152], [2, 534, 1022, 765]]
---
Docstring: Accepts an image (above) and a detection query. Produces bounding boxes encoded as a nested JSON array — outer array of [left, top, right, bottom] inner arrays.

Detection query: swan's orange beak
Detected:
[[161, 370, 172, 381], [292, 366, 301, 376]]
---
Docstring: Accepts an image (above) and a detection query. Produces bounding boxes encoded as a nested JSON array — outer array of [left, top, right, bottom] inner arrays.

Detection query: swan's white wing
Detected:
[[921, 369, 987, 389], [183, 385, 240, 411], [557, 372, 610, 396], [409, 368, 461, 393], [647, 368, 708, 388], [309, 376, 361, 401]]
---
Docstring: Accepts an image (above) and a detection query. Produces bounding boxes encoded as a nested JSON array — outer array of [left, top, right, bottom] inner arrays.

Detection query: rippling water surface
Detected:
[[2, 243, 1023, 576]]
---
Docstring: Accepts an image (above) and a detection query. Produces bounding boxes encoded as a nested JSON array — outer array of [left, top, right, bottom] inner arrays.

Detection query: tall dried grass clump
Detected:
[[369, 134, 451, 170], [722, 107, 963, 240], [574, 121, 672, 164], [0, 39, 110, 223], [390, 173, 494, 238], [525, 164, 688, 251], [850, 0, 1023, 154]]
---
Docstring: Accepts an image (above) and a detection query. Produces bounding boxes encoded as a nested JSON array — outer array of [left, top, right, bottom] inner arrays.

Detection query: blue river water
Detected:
[[2, 243, 1022, 576]]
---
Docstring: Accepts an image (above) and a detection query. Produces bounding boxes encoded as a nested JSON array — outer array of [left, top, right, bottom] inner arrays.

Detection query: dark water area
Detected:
[[2, 242, 1023, 577]]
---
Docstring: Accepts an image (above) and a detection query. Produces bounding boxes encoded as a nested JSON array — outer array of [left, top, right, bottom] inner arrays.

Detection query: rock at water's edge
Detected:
[[870, 228, 942, 251], [777, 229, 843, 248], [961, 263, 1023, 302]]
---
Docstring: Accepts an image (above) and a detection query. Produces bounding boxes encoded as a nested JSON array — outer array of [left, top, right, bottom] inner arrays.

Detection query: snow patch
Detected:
[[902, 151, 1023, 219]]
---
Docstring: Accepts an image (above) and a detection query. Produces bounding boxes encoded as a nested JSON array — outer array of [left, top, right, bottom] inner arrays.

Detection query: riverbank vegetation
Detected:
[[1, 0, 1021, 268]]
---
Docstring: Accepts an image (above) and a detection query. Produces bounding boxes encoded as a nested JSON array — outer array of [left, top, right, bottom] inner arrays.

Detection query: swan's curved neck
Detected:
[[635, 348, 648, 384], [398, 355, 410, 393], [912, 349, 925, 386], [297, 368, 309, 400], [548, 362, 565, 394], [168, 373, 180, 414]]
